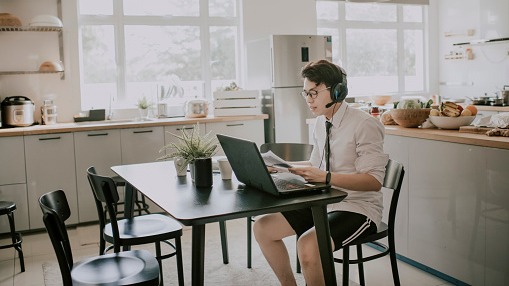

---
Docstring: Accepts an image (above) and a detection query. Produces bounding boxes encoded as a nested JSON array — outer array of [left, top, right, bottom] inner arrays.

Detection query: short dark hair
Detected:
[[301, 60, 346, 88]]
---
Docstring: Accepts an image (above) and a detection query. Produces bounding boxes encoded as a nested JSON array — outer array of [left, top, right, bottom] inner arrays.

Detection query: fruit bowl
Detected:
[[390, 109, 430, 128], [428, 116, 475, 129]]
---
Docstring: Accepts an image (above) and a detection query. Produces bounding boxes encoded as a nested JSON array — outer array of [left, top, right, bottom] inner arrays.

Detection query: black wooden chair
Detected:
[[39, 190, 160, 286], [246, 143, 314, 271], [87, 166, 185, 286], [104, 175, 150, 220], [334, 159, 405, 286], [0, 201, 24, 272]]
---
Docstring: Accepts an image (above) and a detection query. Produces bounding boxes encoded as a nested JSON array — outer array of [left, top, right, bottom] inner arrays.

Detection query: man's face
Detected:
[[303, 78, 336, 119]]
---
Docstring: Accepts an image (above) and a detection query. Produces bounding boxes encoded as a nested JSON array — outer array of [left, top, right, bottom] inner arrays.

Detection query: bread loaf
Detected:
[[440, 101, 460, 117], [0, 13, 22, 26]]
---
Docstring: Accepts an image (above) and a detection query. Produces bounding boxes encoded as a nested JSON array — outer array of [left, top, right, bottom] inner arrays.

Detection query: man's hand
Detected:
[[288, 166, 327, 183]]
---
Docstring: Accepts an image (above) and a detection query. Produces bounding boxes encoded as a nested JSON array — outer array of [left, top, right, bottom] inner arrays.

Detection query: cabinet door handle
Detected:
[[176, 127, 195, 131], [39, 136, 61, 141], [87, 133, 109, 137], [226, 123, 244, 127], [133, 130, 153, 134]]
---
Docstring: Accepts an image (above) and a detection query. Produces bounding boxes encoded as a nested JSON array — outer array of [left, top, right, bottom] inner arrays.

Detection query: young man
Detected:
[[253, 60, 389, 286]]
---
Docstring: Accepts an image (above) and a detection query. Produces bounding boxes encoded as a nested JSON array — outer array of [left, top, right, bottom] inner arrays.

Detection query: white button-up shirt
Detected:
[[310, 103, 389, 228]]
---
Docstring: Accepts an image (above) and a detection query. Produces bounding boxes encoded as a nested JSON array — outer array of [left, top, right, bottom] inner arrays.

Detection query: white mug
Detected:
[[217, 158, 233, 180], [174, 157, 188, 176]]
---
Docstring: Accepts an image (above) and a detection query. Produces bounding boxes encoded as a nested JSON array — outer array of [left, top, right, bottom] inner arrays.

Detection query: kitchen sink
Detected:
[[74, 119, 136, 125]]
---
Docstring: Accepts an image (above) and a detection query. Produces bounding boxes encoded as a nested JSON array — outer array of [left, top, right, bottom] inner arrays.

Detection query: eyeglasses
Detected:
[[301, 87, 330, 99]]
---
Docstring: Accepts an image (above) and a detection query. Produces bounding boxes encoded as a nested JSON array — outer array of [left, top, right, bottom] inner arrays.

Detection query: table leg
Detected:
[[123, 183, 136, 251], [311, 205, 337, 286], [191, 224, 206, 286], [219, 221, 229, 264], [124, 183, 135, 220]]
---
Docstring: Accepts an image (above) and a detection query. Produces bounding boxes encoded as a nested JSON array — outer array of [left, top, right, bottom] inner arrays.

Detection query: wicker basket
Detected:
[[390, 108, 430, 128]]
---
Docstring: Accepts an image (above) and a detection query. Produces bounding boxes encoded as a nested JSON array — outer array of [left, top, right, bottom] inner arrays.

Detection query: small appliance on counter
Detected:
[[1, 96, 35, 127], [41, 99, 57, 125]]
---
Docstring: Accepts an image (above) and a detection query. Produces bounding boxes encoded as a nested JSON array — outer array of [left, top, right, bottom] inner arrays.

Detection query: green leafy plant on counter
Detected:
[[217, 82, 242, 91], [136, 96, 153, 109], [157, 123, 218, 172], [394, 99, 433, 109]]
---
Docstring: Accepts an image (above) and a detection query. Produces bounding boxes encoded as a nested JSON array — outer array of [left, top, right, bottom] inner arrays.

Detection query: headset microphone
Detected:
[[325, 90, 339, 108]]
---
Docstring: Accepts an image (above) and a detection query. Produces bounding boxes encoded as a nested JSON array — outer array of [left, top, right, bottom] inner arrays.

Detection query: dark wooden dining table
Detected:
[[112, 160, 347, 286]]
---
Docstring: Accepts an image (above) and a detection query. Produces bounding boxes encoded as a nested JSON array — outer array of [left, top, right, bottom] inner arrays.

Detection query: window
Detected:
[[77, 0, 241, 111], [316, 1, 427, 97]]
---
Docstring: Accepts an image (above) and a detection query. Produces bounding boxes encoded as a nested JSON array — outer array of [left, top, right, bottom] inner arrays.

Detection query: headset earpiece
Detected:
[[328, 68, 348, 106]]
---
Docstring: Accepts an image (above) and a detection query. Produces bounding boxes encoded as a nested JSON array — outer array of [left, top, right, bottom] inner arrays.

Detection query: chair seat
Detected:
[[71, 249, 159, 285], [346, 222, 389, 246], [104, 214, 182, 244], [0, 201, 16, 215]]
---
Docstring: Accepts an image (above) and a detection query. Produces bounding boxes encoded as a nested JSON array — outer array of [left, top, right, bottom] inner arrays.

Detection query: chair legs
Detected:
[[219, 221, 229, 264], [343, 246, 350, 286], [388, 235, 401, 286], [7, 212, 24, 272], [356, 245, 365, 286], [175, 237, 184, 286]]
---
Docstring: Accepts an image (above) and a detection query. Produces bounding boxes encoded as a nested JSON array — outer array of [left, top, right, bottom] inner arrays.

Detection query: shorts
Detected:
[[282, 208, 377, 251]]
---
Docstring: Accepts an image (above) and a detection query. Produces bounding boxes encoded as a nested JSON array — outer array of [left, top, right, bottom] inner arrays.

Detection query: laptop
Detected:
[[217, 134, 329, 196]]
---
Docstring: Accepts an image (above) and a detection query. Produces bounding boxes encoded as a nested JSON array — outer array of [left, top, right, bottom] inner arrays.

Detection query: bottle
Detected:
[[41, 100, 57, 125]]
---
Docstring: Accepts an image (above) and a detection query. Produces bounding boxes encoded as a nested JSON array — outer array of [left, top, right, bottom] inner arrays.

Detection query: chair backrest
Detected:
[[382, 159, 405, 232], [87, 166, 122, 252], [260, 143, 313, 162], [39, 190, 73, 286]]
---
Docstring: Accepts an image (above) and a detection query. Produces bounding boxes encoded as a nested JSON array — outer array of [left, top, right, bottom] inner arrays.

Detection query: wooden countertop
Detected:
[[306, 118, 509, 150], [472, 105, 509, 112], [384, 125, 509, 150], [0, 115, 268, 137]]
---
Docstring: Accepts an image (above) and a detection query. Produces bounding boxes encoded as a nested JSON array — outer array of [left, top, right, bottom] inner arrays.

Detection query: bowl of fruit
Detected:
[[428, 102, 477, 129], [390, 99, 433, 128]]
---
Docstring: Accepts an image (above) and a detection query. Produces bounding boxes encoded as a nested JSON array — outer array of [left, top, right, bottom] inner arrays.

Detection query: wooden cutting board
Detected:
[[458, 126, 493, 134]]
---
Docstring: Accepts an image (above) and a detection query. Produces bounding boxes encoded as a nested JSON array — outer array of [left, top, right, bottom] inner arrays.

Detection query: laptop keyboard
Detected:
[[273, 177, 307, 190]]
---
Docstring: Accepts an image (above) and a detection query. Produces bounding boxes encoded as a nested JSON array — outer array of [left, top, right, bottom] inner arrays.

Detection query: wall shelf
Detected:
[[0, 26, 62, 32], [454, 37, 509, 46], [0, 71, 64, 79]]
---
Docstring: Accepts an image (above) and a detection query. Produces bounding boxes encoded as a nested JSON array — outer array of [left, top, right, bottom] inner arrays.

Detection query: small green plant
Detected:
[[217, 82, 242, 91], [136, 96, 153, 109], [157, 123, 218, 171]]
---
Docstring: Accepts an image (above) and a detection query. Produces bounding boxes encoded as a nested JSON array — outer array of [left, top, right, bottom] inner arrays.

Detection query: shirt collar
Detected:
[[326, 102, 348, 129]]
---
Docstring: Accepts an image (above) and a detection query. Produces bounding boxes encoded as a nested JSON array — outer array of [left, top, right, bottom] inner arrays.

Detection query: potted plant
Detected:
[[136, 95, 153, 120], [157, 123, 218, 186]]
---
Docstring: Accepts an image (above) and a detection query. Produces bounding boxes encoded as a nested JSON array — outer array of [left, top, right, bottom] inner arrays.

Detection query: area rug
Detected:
[[43, 219, 360, 285]]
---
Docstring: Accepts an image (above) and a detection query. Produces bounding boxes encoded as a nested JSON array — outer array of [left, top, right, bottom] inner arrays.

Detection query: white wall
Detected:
[[2, 0, 508, 123], [438, 0, 509, 100]]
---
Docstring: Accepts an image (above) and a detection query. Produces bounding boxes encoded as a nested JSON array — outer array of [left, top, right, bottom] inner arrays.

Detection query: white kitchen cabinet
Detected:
[[408, 138, 486, 286], [0, 136, 26, 185], [25, 133, 78, 229], [74, 130, 122, 222], [120, 126, 165, 213], [206, 120, 264, 155], [0, 184, 29, 233], [484, 147, 509, 286], [383, 135, 410, 257], [120, 126, 165, 164]]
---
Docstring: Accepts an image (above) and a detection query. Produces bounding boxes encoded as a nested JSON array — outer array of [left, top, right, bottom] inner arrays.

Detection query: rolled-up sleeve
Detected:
[[354, 117, 389, 185]]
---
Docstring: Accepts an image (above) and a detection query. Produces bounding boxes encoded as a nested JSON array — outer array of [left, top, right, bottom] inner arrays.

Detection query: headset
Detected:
[[325, 67, 348, 108]]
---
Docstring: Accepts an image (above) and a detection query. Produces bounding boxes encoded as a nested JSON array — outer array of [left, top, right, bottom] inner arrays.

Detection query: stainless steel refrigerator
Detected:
[[247, 35, 332, 144]]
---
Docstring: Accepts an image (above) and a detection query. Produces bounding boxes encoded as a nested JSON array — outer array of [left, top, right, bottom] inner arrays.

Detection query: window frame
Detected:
[[316, 1, 429, 98], [76, 0, 243, 111]]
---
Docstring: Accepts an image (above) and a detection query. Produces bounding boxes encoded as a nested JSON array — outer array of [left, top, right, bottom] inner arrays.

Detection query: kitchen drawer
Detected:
[[206, 120, 264, 155], [0, 136, 26, 185]]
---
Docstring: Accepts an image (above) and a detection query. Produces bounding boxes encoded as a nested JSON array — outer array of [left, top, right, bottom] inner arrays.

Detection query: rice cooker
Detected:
[[1, 96, 35, 127]]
